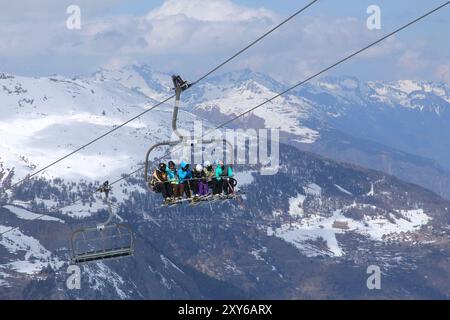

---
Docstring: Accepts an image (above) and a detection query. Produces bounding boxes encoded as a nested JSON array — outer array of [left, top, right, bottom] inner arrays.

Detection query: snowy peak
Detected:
[[87, 65, 450, 116], [0, 73, 146, 118], [366, 80, 450, 112], [90, 64, 173, 101], [297, 75, 450, 113], [205, 69, 286, 92], [0, 71, 198, 183], [187, 70, 319, 143]]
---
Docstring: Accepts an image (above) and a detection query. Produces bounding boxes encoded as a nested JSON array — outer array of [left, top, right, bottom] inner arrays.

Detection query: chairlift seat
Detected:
[[71, 223, 134, 264]]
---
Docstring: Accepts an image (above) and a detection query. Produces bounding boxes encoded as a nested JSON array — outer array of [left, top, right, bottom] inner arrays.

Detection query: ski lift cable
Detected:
[[8, 0, 319, 191], [107, 1, 450, 189], [1, 2, 447, 238], [8, 94, 173, 190]]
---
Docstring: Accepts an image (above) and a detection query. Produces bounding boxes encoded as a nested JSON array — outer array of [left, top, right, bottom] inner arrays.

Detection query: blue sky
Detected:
[[0, 0, 448, 82]]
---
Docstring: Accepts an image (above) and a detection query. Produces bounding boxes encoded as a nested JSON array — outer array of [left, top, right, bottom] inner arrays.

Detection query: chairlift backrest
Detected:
[[70, 184, 135, 264]]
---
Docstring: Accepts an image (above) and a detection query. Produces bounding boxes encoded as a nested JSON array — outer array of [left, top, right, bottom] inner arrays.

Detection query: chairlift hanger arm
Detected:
[[172, 75, 192, 141], [144, 75, 191, 184], [96, 182, 116, 229], [173, 75, 235, 163]]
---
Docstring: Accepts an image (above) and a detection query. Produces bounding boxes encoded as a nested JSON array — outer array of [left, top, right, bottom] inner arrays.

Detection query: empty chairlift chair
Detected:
[[70, 181, 135, 264]]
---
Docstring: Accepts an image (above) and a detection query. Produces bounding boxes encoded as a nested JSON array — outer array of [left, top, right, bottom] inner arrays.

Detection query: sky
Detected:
[[0, 0, 448, 83]]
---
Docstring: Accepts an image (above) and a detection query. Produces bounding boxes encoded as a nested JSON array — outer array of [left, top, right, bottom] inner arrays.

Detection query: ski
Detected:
[[160, 197, 192, 208], [160, 190, 244, 208], [190, 194, 213, 206]]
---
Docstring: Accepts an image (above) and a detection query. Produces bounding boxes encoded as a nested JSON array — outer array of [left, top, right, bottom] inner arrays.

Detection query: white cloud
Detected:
[[146, 0, 275, 22], [122, 0, 277, 55], [0, 0, 447, 82]]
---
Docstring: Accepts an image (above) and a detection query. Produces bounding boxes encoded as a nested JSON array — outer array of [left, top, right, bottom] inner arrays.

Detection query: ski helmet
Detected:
[[196, 164, 203, 172], [158, 163, 167, 171], [204, 160, 211, 167], [180, 161, 189, 170]]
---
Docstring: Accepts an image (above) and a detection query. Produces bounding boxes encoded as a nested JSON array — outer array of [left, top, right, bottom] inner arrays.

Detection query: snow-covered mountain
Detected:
[[182, 70, 450, 200], [0, 71, 209, 184], [1, 66, 450, 299], [1, 144, 450, 299], [77, 66, 450, 200]]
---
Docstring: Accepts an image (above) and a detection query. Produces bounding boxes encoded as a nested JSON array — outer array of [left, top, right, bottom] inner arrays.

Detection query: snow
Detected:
[[364, 209, 431, 241], [288, 194, 306, 217], [233, 171, 255, 186], [35, 198, 59, 209], [334, 184, 353, 196], [0, 70, 240, 190], [0, 272, 10, 287], [366, 80, 450, 111], [0, 73, 195, 185], [160, 254, 184, 274], [269, 205, 431, 258], [2, 69, 447, 189], [194, 77, 320, 144], [111, 184, 147, 204], [303, 183, 321, 197], [148, 265, 174, 290], [0, 225, 62, 279], [93, 67, 171, 101], [395, 80, 422, 94], [318, 82, 339, 91], [268, 210, 345, 257], [366, 183, 375, 196], [83, 262, 129, 299], [3, 205, 64, 223], [54, 183, 147, 219], [60, 200, 105, 218], [250, 247, 267, 261]]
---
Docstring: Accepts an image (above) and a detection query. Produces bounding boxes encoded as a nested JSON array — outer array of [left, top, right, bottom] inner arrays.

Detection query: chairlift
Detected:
[[144, 75, 235, 203], [70, 181, 135, 264]]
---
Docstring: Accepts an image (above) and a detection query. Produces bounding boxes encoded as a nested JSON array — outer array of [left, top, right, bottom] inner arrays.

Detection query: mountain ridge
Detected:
[[1, 66, 450, 299]]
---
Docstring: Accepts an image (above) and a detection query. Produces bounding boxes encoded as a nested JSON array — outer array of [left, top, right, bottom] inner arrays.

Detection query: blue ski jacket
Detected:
[[215, 165, 233, 181], [166, 168, 178, 184], [178, 167, 192, 183]]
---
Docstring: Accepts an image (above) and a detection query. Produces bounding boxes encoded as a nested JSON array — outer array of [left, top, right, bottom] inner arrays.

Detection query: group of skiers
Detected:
[[150, 159, 235, 203]]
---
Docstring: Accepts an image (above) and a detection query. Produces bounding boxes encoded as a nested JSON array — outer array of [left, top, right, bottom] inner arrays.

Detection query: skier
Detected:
[[203, 161, 214, 194], [223, 164, 234, 195], [195, 164, 209, 196], [150, 163, 172, 201], [178, 160, 193, 198], [166, 161, 180, 199], [191, 164, 203, 197], [213, 160, 225, 195]]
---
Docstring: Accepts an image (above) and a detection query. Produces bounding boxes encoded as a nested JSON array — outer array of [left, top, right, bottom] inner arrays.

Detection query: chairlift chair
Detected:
[[144, 75, 234, 195], [70, 181, 135, 264]]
